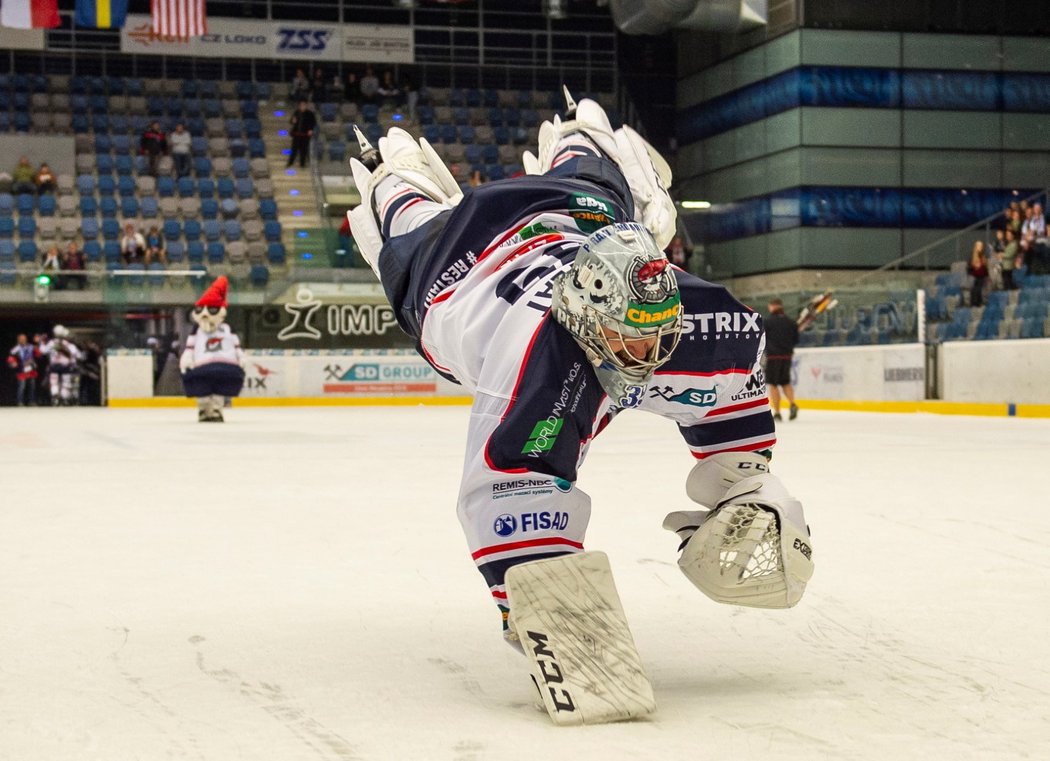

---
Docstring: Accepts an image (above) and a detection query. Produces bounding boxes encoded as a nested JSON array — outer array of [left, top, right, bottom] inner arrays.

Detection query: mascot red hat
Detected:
[[196, 276, 229, 308]]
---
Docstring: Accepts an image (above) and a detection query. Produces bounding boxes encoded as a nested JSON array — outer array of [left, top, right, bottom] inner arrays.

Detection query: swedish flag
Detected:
[[74, 0, 129, 29]]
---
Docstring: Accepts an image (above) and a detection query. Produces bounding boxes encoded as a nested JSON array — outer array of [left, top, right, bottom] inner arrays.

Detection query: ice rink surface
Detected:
[[2, 405, 1049, 761]]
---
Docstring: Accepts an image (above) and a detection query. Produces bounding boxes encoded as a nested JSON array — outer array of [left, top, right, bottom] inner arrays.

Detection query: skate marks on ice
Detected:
[[188, 634, 361, 761]]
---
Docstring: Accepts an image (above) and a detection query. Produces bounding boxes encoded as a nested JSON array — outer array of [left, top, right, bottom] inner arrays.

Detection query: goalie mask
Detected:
[[552, 222, 682, 407]]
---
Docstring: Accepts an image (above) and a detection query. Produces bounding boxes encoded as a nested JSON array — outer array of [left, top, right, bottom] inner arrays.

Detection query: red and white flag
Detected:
[[151, 0, 206, 40], [0, 0, 60, 29]]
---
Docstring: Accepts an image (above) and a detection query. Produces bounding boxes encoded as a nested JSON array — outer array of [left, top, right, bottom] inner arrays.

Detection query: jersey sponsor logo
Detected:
[[522, 418, 563, 454], [275, 28, 333, 52], [569, 193, 614, 233], [681, 311, 761, 338], [729, 369, 765, 401], [492, 477, 572, 499], [626, 257, 679, 325], [649, 385, 718, 407], [494, 514, 518, 537], [424, 251, 478, 308], [625, 299, 680, 327], [492, 511, 571, 536]]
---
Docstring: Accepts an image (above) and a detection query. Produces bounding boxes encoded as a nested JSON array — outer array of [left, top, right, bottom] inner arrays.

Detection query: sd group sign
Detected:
[[122, 16, 413, 63]]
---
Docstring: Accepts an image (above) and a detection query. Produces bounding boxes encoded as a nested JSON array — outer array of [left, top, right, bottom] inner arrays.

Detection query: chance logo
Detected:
[[521, 418, 564, 454], [493, 514, 517, 537]]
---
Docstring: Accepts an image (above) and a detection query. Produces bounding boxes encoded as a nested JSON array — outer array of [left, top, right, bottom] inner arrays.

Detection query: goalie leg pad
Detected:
[[673, 474, 814, 609], [505, 552, 656, 726]]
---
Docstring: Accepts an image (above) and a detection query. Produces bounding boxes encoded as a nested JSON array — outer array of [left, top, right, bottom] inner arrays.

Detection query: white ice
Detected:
[[2, 406, 1048, 761]]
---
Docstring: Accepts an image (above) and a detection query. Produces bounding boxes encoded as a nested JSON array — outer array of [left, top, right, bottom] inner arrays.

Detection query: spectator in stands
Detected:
[[11, 156, 35, 195], [287, 100, 317, 170], [764, 297, 800, 422], [41, 244, 63, 289], [140, 121, 168, 177], [310, 67, 327, 103], [967, 240, 989, 307], [999, 228, 1019, 291], [145, 225, 166, 265], [360, 65, 379, 105], [7, 333, 39, 406], [1008, 207, 1023, 238], [1024, 203, 1046, 240], [169, 122, 192, 179], [120, 223, 146, 265], [329, 71, 345, 101], [402, 73, 418, 122], [468, 169, 486, 188], [378, 70, 402, 108], [63, 241, 85, 290], [344, 70, 360, 106], [34, 162, 56, 194], [291, 68, 310, 102], [666, 235, 692, 270]]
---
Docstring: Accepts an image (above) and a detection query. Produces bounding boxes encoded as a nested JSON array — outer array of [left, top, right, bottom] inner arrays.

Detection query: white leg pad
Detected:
[[505, 552, 656, 726]]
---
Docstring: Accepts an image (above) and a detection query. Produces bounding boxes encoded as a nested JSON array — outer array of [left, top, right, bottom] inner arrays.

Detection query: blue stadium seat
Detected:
[[100, 197, 118, 218], [248, 139, 266, 158], [229, 139, 247, 158], [140, 196, 159, 218], [504, 108, 522, 127], [487, 107, 503, 125], [464, 144, 481, 165], [110, 115, 129, 134], [115, 156, 135, 176], [72, 114, 89, 133], [103, 241, 121, 264], [127, 263, 146, 287], [157, 176, 175, 197], [320, 103, 337, 122], [183, 219, 202, 242], [121, 197, 140, 218], [163, 219, 181, 241], [449, 89, 466, 107], [264, 221, 282, 242], [97, 176, 116, 196], [481, 144, 499, 164], [177, 177, 197, 197], [466, 89, 482, 108], [118, 176, 137, 197], [453, 107, 470, 126], [17, 240, 37, 262], [146, 96, 165, 116], [422, 124, 440, 144], [418, 106, 435, 125], [206, 242, 225, 263], [235, 178, 254, 199], [96, 154, 114, 175], [81, 218, 99, 240], [366, 124, 383, 143], [187, 241, 205, 264], [198, 178, 215, 199], [235, 81, 253, 99], [0, 218, 13, 238], [328, 142, 346, 162], [232, 158, 250, 179], [76, 175, 96, 196], [194, 157, 213, 177], [225, 119, 243, 139], [0, 194, 12, 215], [259, 199, 277, 220], [94, 134, 112, 153], [0, 240, 14, 260], [101, 219, 120, 240], [89, 113, 107, 132], [439, 124, 457, 143], [18, 217, 36, 238], [244, 119, 262, 139], [458, 126, 476, 144], [220, 198, 239, 219], [0, 260, 15, 286], [362, 104, 379, 123], [223, 220, 242, 241], [249, 264, 269, 287], [16, 194, 34, 216], [217, 177, 235, 199], [267, 242, 286, 264], [79, 196, 98, 217], [166, 241, 185, 263], [203, 220, 221, 242], [483, 89, 499, 108], [200, 198, 218, 219], [203, 99, 221, 118], [191, 136, 208, 157]]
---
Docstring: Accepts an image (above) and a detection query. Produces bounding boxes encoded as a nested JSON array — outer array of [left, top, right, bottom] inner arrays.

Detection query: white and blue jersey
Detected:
[[375, 156, 774, 616]]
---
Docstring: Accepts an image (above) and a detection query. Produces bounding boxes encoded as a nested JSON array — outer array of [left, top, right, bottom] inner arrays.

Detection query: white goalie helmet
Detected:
[[552, 222, 682, 406]]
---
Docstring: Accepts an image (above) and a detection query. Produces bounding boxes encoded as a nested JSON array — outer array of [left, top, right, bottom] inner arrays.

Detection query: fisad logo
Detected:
[[276, 28, 332, 52], [493, 514, 518, 537]]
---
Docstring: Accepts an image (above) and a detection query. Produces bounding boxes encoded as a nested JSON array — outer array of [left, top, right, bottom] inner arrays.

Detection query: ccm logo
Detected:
[[793, 537, 812, 560]]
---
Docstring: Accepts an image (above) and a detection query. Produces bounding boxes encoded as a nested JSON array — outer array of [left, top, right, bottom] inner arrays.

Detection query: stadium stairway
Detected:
[[260, 105, 326, 265]]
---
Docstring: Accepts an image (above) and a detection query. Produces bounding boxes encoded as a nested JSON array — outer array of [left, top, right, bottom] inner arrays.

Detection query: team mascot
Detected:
[[180, 276, 245, 422]]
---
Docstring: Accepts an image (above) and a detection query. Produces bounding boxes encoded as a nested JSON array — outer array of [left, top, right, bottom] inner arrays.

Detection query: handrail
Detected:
[[850, 186, 1050, 286]]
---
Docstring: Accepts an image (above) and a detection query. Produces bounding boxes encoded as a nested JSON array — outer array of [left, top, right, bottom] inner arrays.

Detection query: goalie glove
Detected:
[[348, 125, 463, 274], [525, 88, 678, 249], [664, 469, 814, 610]]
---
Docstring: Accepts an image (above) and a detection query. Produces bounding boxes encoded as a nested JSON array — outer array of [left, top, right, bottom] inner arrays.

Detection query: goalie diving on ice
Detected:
[[347, 88, 815, 725]]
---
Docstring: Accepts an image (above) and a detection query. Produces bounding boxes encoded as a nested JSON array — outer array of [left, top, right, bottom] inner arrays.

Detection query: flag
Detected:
[[0, 0, 60, 29], [151, 0, 206, 40], [74, 0, 129, 29]]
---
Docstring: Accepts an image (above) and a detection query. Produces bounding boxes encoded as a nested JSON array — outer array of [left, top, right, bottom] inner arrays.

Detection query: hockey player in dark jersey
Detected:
[[349, 92, 814, 723]]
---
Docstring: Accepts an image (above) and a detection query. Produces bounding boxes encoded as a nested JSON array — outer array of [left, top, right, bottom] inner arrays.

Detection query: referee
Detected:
[[764, 298, 799, 422]]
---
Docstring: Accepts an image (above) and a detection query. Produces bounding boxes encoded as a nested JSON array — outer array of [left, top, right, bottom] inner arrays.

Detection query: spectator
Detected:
[[145, 225, 166, 265], [402, 73, 419, 123], [468, 169, 485, 188], [329, 71, 345, 101], [665, 235, 692, 270], [1023, 203, 1046, 240], [1008, 207, 1023, 238], [310, 67, 327, 103], [7, 333, 39, 406], [344, 70, 360, 105], [764, 297, 800, 422], [11, 156, 35, 195], [967, 240, 989, 307], [377, 70, 401, 107], [34, 162, 56, 194], [360, 65, 379, 105], [287, 100, 316, 170], [120, 223, 146, 265], [40, 245, 64, 290], [169, 122, 192, 178], [290, 68, 310, 101], [1000, 228, 1019, 291], [140, 121, 167, 177], [63, 241, 85, 290]]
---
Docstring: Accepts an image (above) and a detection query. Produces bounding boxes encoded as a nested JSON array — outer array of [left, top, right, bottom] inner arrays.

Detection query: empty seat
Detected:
[[234, 178, 253, 199], [17, 240, 37, 262], [200, 198, 219, 219], [263, 221, 282, 242], [267, 242, 286, 264], [220, 198, 239, 219], [140, 196, 159, 218], [167, 240, 185, 263], [227, 240, 247, 263], [206, 242, 225, 263], [258, 199, 277, 220], [249, 263, 269, 287], [223, 220, 242, 241], [99, 197, 118, 218], [179, 197, 201, 218], [57, 196, 77, 217], [217, 177, 235, 199], [183, 219, 202, 241], [203, 220, 221, 242], [238, 198, 260, 220], [136, 176, 156, 196], [121, 196, 140, 218], [247, 241, 267, 264], [212, 157, 233, 177], [242, 219, 264, 242], [249, 158, 269, 179]]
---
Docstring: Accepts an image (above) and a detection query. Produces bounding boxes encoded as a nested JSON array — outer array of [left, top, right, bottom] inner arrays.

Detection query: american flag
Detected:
[[151, 0, 206, 40]]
